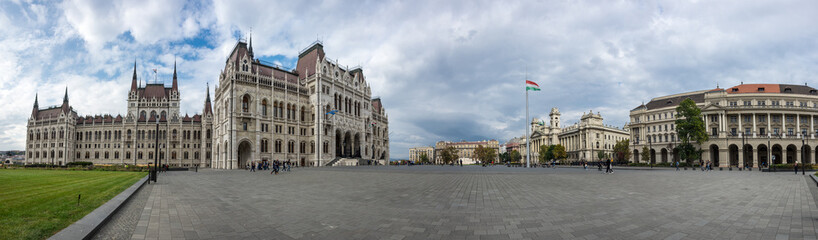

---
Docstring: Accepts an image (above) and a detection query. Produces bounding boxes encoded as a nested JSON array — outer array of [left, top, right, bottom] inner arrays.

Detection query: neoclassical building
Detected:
[[434, 140, 499, 164], [26, 63, 214, 167], [212, 39, 389, 169], [530, 108, 629, 162], [629, 83, 818, 167], [409, 146, 434, 163]]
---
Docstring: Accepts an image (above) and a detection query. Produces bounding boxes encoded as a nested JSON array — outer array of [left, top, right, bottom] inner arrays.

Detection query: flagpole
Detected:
[[526, 80, 530, 168]]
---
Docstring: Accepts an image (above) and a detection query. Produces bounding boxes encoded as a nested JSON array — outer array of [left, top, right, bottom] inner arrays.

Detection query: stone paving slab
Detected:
[[99, 166, 818, 239]]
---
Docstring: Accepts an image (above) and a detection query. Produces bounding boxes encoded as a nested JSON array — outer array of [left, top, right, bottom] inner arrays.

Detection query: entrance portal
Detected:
[[238, 141, 252, 169]]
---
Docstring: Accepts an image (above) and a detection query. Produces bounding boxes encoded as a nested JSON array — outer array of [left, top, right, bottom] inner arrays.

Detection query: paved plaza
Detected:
[[95, 166, 818, 239]]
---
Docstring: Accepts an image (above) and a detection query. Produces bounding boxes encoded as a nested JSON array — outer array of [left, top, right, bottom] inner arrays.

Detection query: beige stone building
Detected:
[[434, 140, 499, 164], [530, 108, 629, 162], [409, 146, 434, 163], [26, 63, 214, 167], [212, 40, 389, 169], [629, 83, 818, 167]]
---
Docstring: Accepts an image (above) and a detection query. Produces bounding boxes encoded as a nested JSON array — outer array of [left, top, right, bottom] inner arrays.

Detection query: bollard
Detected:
[[77, 194, 81, 206]]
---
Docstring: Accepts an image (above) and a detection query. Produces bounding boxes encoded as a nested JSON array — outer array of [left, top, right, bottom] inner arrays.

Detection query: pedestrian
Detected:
[[675, 161, 679, 171], [287, 160, 292, 172], [605, 159, 612, 174], [794, 162, 799, 174], [251, 162, 256, 172]]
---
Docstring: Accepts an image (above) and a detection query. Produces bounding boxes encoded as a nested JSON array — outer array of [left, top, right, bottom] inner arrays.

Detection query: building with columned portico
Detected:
[[629, 83, 818, 167]]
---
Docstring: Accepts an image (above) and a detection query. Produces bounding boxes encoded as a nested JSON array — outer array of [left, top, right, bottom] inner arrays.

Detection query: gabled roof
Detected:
[[295, 42, 325, 77]]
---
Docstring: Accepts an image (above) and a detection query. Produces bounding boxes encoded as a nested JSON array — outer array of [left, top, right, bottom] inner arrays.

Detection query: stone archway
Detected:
[[335, 129, 342, 157], [710, 144, 720, 166], [660, 148, 668, 163], [803, 145, 812, 164], [343, 131, 352, 157], [729, 144, 739, 167], [238, 141, 252, 169], [758, 144, 768, 167], [650, 149, 656, 164], [354, 133, 361, 158], [743, 144, 753, 168], [772, 144, 782, 164], [633, 149, 640, 163]]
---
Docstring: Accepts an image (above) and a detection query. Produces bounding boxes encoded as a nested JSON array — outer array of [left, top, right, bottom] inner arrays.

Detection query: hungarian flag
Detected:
[[526, 80, 540, 91], [152, 69, 157, 73]]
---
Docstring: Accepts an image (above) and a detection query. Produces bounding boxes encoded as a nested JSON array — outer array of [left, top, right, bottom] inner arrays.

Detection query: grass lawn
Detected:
[[0, 169, 146, 240]]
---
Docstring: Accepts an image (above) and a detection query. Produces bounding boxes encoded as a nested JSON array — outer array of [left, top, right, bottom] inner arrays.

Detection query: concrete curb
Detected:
[[810, 173, 818, 187], [49, 174, 149, 240]]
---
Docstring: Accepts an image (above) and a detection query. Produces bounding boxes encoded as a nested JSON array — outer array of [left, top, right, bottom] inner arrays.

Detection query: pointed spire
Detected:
[[63, 86, 69, 103], [32, 92, 39, 118], [204, 83, 212, 115], [33, 92, 38, 108], [248, 33, 254, 55], [172, 60, 179, 93], [131, 60, 138, 92]]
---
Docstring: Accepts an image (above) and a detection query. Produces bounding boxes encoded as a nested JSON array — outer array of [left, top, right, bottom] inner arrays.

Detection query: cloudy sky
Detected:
[[1, 0, 817, 159]]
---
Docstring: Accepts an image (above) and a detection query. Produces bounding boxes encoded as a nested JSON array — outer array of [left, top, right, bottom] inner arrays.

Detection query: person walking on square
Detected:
[[794, 162, 799, 174], [251, 162, 256, 172], [675, 161, 679, 171]]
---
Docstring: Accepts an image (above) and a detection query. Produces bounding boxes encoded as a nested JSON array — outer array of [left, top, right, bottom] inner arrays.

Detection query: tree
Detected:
[[641, 146, 650, 164], [499, 152, 509, 163], [613, 139, 632, 163], [538, 145, 555, 164], [675, 98, 708, 165], [552, 144, 567, 160], [597, 151, 606, 161], [475, 145, 497, 164], [439, 146, 459, 164], [510, 150, 522, 163], [419, 152, 429, 164]]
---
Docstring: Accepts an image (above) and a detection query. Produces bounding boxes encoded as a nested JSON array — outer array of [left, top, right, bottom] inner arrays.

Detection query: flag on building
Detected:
[[326, 110, 338, 115], [526, 80, 540, 91]]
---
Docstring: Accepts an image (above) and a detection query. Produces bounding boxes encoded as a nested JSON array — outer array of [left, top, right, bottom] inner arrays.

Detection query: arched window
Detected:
[[311, 141, 315, 153], [301, 106, 305, 121], [140, 111, 146, 119], [288, 141, 295, 153], [161, 111, 166, 119], [242, 95, 250, 112], [275, 140, 282, 153], [300, 141, 306, 154], [262, 99, 268, 116]]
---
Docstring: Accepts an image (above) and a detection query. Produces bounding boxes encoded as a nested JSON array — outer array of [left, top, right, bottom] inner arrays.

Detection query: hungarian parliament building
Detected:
[[25, 40, 390, 169]]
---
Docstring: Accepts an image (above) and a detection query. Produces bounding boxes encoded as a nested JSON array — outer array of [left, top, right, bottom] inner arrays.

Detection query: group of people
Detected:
[[246, 160, 294, 174]]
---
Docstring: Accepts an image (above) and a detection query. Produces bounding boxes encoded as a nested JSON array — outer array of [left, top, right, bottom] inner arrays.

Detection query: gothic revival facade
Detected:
[[25, 63, 214, 167], [212, 40, 389, 169]]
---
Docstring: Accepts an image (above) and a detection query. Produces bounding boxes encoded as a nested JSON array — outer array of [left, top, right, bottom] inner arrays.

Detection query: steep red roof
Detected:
[[36, 108, 63, 120], [371, 98, 382, 114], [139, 84, 169, 99], [296, 42, 324, 78]]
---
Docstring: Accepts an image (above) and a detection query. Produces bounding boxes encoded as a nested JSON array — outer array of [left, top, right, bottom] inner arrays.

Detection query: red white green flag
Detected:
[[526, 80, 540, 91]]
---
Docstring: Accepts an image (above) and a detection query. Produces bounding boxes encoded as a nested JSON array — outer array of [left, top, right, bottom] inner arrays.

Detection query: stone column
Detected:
[[797, 114, 801, 137], [705, 114, 709, 134], [768, 113, 772, 137], [752, 113, 757, 137], [753, 147, 759, 168], [719, 147, 728, 168], [782, 148, 787, 164], [738, 146, 744, 168], [739, 113, 743, 136]]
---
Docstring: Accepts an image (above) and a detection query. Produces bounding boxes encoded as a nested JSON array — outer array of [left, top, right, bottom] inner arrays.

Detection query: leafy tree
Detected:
[[552, 144, 567, 160], [510, 150, 522, 163], [439, 146, 459, 164], [641, 146, 650, 163], [675, 98, 708, 165], [613, 139, 631, 163], [498, 152, 509, 163], [597, 151, 606, 161], [419, 152, 429, 164], [475, 145, 497, 164], [538, 145, 555, 164]]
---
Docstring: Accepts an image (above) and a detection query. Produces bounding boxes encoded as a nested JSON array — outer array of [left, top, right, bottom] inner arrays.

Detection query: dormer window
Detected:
[[784, 87, 792, 93], [666, 100, 673, 105], [732, 88, 739, 92], [758, 87, 765, 92], [810, 90, 817, 94]]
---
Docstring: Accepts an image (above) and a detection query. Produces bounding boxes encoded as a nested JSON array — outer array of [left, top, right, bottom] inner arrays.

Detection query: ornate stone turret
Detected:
[[549, 107, 561, 128]]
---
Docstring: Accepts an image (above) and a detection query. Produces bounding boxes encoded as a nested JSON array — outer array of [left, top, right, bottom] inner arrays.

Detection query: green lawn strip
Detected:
[[0, 169, 145, 240]]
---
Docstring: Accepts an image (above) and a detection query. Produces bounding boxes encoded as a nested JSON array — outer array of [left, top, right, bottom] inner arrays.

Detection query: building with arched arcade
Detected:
[[212, 39, 389, 169], [629, 83, 818, 167]]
